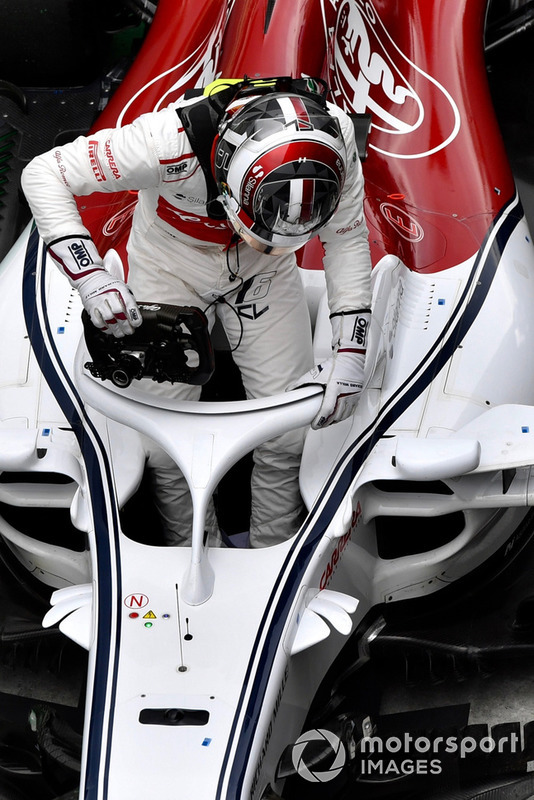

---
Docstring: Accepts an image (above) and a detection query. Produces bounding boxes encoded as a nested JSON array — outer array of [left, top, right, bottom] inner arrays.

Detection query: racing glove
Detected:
[[48, 236, 142, 338], [287, 309, 370, 430]]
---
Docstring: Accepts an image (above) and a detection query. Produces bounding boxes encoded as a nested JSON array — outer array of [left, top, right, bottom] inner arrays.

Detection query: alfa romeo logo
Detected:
[[330, 0, 460, 159]]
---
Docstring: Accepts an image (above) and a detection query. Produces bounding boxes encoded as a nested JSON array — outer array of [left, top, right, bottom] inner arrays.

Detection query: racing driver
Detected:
[[21, 76, 373, 548]]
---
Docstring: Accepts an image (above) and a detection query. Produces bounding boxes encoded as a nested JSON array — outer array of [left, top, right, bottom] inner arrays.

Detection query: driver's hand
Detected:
[[78, 269, 142, 337]]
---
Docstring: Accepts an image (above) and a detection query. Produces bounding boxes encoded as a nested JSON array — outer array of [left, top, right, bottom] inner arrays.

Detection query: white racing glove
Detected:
[[288, 310, 370, 430], [48, 236, 142, 338]]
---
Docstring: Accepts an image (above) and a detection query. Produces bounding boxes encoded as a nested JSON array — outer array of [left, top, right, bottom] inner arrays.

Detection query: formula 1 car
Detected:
[[2, 1, 534, 799]]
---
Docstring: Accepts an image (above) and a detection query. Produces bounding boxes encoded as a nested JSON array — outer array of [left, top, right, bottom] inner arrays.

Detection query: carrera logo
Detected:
[[329, 0, 460, 159], [104, 139, 121, 179]]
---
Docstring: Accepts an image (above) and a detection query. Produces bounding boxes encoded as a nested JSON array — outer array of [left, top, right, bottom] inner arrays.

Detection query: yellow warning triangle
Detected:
[[143, 610, 157, 619]]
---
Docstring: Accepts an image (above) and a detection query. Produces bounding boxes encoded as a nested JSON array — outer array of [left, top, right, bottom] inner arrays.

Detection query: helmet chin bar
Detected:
[[238, 228, 307, 256]]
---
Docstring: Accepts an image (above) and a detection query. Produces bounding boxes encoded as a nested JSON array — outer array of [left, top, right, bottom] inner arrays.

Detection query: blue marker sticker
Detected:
[[522, 426, 530, 433], [202, 738, 212, 747], [438, 299, 445, 306]]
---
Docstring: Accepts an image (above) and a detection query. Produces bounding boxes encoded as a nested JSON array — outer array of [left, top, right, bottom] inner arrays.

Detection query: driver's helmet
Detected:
[[213, 93, 347, 254]]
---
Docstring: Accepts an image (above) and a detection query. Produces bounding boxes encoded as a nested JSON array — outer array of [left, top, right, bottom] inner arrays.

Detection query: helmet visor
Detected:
[[222, 194, 313, 254], [256, 172, 341, 237]]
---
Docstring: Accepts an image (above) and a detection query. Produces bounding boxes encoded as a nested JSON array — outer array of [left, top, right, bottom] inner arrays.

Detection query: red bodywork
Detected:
[[80, 0, 514, 276]]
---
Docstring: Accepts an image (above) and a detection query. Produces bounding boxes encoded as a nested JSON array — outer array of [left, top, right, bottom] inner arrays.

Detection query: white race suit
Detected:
[[21, 95, 372, 547]]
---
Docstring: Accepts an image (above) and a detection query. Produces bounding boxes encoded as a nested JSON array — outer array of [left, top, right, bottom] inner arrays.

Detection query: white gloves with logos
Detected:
[[77, 270, 141, 337], [48, 236, 142, 338], [288, 310, 370, 430]]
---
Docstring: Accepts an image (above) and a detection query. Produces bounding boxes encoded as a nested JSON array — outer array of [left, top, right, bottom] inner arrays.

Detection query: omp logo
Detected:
[[69, 241, 93, 269], [165, 163, 187, 176], [330, 0, 460, 159], [352, 313, 369, 346]]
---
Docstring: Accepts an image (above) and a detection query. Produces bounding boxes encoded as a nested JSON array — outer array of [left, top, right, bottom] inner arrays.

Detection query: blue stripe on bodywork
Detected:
[[22, 226, 122, 800], [222, 196, 523, 798]]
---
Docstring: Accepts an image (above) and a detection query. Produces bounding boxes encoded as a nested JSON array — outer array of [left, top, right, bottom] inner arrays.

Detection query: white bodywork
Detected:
[[1, 193, 534, 798]]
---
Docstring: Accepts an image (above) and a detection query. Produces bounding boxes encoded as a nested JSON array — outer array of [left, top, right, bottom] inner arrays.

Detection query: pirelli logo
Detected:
[[88, 140, 106, 182]]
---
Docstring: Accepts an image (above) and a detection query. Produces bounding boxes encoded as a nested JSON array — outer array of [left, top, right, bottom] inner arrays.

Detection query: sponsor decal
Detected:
[[88, 140, 106, 182], [243, 165, 265, 207], [250, 666, 289, 797], [173, 192, 205, 205], [165, 162, 188, 178], [380, 202, 424, 241], [351, 313, 369, 346], [69, 240, 94, 270], [102, 200, 137, 237], [53, 150, 69, 187], [156, 196, 230, 243], [329, 0, 460, 159], [336, 219, 363, 235], [320, 502, 362, 590], [503, 524, 531, 559], [104, 139, 121, 179]]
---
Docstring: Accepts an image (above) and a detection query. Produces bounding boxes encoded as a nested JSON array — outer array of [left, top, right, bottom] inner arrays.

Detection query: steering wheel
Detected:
[[82, 302, 215, 388]]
